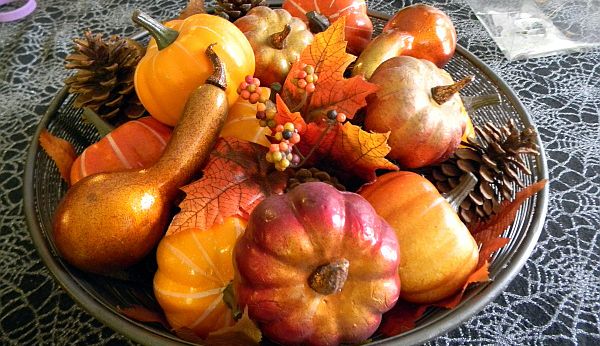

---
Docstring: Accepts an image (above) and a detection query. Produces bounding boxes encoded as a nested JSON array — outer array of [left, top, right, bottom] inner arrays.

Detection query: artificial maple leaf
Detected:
[[282, 16, 378, 122], [297, 122, 397, 182], [204, 308, 261, 346], [166, 137, 288, 236], [379, 179, 548, 336], [275, 94, 307, 134], [118, 305, 170, 329], [39, 129, 76, 185]]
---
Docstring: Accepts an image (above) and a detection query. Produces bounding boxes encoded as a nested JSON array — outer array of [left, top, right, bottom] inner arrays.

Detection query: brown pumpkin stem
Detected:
[[431, 75, 475, 105], [131, 10, 179, 51], [306, 11, 330, 33], [442, 172, 478, 212], [270, 24, 292, 50], [308, 258, 350, 295], [204, 43, 227, 90]]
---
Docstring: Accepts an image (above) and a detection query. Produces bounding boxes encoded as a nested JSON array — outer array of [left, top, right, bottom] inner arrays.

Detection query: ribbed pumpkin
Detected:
[[219, 90, 272, 147], [282, 0, 372, 55], [133, 11, 255, 126], [70, 116, 172, 185], [154, 217, 247, 337]]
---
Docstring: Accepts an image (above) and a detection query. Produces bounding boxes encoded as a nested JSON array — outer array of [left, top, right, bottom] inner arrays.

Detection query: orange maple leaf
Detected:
[[39, 129, 77, 185], [282, 16, 378, 123], [297, 122, 397, 182], [166, 137, 288, 236], [275, 94, 307, 134], [379, 179, 548, 336]]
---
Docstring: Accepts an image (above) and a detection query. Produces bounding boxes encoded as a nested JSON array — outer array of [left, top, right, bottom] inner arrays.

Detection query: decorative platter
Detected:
[[24, 2, 549, 345]]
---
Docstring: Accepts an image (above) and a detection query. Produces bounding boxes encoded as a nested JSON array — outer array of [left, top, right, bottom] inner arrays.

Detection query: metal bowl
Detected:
[[23, 5, 549, 346]]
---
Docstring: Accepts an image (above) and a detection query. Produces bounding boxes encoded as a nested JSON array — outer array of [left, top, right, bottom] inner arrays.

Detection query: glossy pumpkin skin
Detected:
[[220, 94, 272, 147], [70, 117, 172, 185], [154, 218, 246, 337], [365, 56, 467, 169], [383, 4, 457, 67], [282, 0, 372, 55], [235, 6, 313, 86], [135, 14, 254, 126], [234, 182, 400, 346], [360, 171, 479, 304]]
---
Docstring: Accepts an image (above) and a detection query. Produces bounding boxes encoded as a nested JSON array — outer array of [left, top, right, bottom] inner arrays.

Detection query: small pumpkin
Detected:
[[234, 182, 400, 346], [282, 0, 372, 55], [360, 171, 479, 304], [365, 56, 470, 169], [133, 11, 254, 126], [70, 116, 172, 185], [234, 6, 314, 86], [154, 217, 246, 337], [352, 30, 414, 80], [219, 90, 272, 147]]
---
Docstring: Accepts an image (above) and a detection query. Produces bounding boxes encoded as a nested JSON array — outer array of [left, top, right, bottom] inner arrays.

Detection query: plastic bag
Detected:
[[466, 0, 600, 60]]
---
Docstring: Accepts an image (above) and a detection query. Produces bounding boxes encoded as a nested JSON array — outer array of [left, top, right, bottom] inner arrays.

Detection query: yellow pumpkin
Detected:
[[154, 217, 247, 337], [133, 11, 255, 126]]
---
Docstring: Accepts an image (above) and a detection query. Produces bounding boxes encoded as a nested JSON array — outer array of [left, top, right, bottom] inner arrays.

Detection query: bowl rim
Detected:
[[23, 4, 549, 346]]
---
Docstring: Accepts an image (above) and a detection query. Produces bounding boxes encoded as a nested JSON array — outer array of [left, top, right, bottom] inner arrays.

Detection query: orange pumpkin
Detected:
[[219, 88, 272, 147], [70, 116, 172, 185], [282, 0, 372, 55], [133, 11, 254, 126], [154, 217, 247, 337], [360, 171, 478, 304]]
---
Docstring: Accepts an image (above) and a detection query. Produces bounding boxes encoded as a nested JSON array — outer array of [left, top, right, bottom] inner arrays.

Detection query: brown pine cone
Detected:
[[286, 168, 346, 192]]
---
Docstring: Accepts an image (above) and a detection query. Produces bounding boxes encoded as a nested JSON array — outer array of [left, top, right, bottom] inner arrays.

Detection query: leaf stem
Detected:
[[291, 122, 334, 168]]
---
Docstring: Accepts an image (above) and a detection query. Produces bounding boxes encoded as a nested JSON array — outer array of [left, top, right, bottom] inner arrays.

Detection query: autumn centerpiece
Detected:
[[37, 1, 547, 345]]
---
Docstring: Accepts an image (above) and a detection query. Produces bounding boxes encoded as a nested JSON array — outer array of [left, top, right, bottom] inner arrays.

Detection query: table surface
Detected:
[[1, 0, 599, 345]]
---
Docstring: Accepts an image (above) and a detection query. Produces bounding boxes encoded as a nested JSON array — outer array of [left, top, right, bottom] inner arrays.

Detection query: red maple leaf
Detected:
[[39, 129, 77, 185], [297, 121, 397, 181], [166, 137, 288, 236], [379, 179, 548, 336], [281, 16, 378, 123]]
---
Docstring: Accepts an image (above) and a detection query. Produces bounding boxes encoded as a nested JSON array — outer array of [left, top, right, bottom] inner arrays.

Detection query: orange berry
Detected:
[[240, 90, 251, 100], [297, 79, 307, 89], [279, 142, 289, 152], [257, 103, 267, 112], [336, 113, 347, 123], [305, 83, 315, 93], [249, 92, 260, 104], [290, 133, 301, 144]]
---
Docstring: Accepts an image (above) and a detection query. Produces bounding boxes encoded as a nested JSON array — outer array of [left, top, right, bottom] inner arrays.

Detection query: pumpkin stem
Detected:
[[443, 172, 478, 212], [205, 43, 227, 90], [308, 258, 350, 295], [431, 75, 474, 105], [82, 107, 115, 137], [270, 24, 292, 50], [132, 10, 179, 51], [306, 11, 330, 33], [222, 282, 243, 321]]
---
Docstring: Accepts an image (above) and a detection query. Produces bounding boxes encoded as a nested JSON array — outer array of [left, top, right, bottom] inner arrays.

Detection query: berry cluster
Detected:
[[266, 122, 302, 171], [294, 64, 318, 93], [237, 75, 266, 104], [327, 109, 347, 124]]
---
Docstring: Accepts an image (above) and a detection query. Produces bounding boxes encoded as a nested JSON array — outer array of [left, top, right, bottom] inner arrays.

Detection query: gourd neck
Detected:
[[443, 172, 478, 212], [82, 107, 114, 137], [148, 44, 227, 193], [308, 258, 349, 295], [269, 24, 291, 50], [431, 75, 474, 105], [132, 10, 179, 50]]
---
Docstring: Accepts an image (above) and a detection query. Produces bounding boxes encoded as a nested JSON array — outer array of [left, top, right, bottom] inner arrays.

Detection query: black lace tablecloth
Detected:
[[1, 0, 599, 344]]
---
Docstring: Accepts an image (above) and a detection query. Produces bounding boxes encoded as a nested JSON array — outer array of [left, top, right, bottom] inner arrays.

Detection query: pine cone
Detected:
[[65, 31, 146, 126], [214, 0, 266, 21], [287, 168, 346, 192], [429, 119, 540, 224]]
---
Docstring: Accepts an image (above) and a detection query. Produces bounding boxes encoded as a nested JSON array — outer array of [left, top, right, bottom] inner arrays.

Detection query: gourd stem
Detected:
[[132, 10, 179, 51], [462, 93, 502, 112], [270, 24, 292, 50], [306, 11, 330, 33], [308, 258, 349, 295], [442, 172, 478, 212], [431, 75, 474, 105], [205, 43, 227, 90], [82, 107, 114, 137]]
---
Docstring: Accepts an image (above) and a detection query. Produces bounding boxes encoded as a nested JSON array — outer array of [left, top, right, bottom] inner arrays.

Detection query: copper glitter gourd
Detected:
[[52, 44, 229, 274]]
